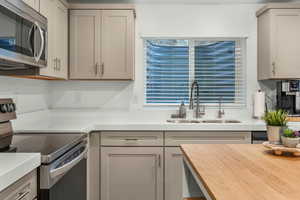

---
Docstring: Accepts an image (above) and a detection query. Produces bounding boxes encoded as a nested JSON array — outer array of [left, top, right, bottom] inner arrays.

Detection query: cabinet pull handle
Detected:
[[124, 138, 139, 141], [172, 153, 183, 157], [101, 63, 104, 76], [16, 191, 29, 200], [58, 59, 61, 71], [272, 62, 276, 75], [95, 63, 99, 75], [54, 58, 57, 71], [157, 154, 161, 168]]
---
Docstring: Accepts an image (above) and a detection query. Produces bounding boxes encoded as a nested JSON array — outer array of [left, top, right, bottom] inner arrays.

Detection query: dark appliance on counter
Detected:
[[276, 80, 300, 115], [0, 0, 47, 76], [251, 131, 268, 144], [0, 98, 87, 200]]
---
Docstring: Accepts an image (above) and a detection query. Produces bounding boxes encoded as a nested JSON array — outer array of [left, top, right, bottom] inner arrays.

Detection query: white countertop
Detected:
[[11, 109, 263, 133], [0, 153, 40, 192], [11, 109, 300, 133]]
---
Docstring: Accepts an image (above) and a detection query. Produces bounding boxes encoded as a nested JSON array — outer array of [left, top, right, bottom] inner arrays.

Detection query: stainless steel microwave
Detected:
[[0, 0, 47, 75]]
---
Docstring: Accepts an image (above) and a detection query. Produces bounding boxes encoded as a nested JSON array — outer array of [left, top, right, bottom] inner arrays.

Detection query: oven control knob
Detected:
[[11, 103, 16, 112], [7, 104, 14, 112], [0, 104, 8, 113]]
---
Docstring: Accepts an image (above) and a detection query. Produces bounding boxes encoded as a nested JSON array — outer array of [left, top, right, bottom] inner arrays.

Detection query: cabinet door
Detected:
[[88, 133, 100, 200], [272, 9, 300, 79], [101, 147, 163, 200], [165, 147, 184, 200], [165, 131, 251, 146], [101, 10, 134, 80], [70, 10, 101, 79], [165, 148, 204, 200], [40, 0, 56, 77], [101, 131, 164, 146], [23, 0, 40, 11], [54, 0, 68, 79]]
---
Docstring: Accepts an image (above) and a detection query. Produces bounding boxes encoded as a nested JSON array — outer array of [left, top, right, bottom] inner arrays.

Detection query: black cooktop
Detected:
[[0, 146, 17, 152], [11, 133, 87, 164]]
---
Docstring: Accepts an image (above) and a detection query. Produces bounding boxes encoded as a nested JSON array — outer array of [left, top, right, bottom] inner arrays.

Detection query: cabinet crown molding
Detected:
[[256, 3, 300, 17], [69, 3, 135, 10]]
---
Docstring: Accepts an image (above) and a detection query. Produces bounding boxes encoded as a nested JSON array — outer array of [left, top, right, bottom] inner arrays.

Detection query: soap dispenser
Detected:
[[179, 101, 187, 118]]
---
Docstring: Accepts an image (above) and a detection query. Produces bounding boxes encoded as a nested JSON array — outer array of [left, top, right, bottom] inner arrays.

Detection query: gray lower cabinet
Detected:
[[101, 147, 164, 200], [98, 131, 251, 200], [165, 131, 252, 146], [164, 131, 251, 200], [165, 147, 185, 200], [0, 169, 37, 200]]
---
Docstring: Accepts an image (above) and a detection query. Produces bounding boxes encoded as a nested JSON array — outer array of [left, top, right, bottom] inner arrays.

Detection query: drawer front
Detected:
[[101, 132, 164, 146], [165, 131, 251, 146], [0, 169, 37, 200]]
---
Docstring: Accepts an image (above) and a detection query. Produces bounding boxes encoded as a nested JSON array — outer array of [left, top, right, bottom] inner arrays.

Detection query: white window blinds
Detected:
[[144, 38, 246, 107], [145, 40, 189, 104]]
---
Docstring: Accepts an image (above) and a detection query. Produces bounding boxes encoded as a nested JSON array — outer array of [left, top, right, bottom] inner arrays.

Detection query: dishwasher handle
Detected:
[[50, 146, 88, 179]]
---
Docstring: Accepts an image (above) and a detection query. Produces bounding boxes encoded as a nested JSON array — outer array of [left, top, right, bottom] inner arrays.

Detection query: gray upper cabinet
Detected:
[[69, 10, 101, 79], [54, 0, 69, 79], [22, 0, 40, 11], [257, 6, 300, 80], [39, 0, 68, 79], [70, 10, 135, 80], [101, 10, 134, 80]]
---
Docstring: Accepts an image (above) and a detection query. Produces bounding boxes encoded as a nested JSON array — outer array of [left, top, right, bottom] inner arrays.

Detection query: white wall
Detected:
[[49, 3, 263, 115], [0, 76, 49, 114], [0, 3, 263, 116]]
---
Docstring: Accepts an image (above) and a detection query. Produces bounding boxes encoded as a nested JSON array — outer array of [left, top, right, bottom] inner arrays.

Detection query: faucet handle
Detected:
[[194, 105, 205, 118], [221, 109, 225, 115], [199, 105, 205, 115]]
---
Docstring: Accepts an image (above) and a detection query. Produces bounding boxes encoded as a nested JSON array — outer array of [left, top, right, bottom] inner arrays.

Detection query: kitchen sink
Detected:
[[201, 120, 223, 123], [166, 119, 202, 123], [166, 119, 241, 124], [202, 119, 241, 123]]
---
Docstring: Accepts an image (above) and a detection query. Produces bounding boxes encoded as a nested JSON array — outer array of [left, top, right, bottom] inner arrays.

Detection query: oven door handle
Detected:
[[50, 147, 88, 179]]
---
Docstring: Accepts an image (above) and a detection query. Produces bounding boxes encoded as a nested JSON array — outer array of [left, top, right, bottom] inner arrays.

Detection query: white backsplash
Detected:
[[0, 76, 50, 114], [49, 81, 134, 109]]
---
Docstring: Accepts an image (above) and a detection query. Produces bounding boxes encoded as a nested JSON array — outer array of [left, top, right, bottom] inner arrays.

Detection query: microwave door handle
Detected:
[[34, 22, 44, 62], [50, 147, 88, 179], [27, 24, 34, 55]]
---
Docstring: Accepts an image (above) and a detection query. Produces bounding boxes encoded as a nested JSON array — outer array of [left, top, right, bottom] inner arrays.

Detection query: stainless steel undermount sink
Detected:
[[202, 119, 241, 123], [166, 119, 202, 123], [166, 119, 241, 124]]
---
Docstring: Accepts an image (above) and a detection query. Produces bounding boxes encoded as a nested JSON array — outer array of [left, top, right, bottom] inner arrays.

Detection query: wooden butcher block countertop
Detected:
[[180, 144, 300, 200]]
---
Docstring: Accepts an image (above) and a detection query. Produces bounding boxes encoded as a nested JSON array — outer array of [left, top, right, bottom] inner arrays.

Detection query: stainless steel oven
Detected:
[[0, 0, 47, 75], [0, 98, 87, 200], [11, 133, 88, 200]]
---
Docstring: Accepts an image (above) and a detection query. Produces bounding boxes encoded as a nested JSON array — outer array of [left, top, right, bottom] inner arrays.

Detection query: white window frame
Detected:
[[143, 37, 247, 108]]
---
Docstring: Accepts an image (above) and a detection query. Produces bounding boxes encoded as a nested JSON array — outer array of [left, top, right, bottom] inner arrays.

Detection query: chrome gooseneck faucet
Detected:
[[189, 81, 205, 118]]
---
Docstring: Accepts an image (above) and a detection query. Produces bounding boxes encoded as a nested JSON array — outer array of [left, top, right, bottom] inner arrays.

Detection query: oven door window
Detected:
[[0, 4, 35, 57]]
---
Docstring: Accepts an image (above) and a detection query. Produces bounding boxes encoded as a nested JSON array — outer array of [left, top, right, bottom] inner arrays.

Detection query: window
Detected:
[[145, 38, 245, 107]]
